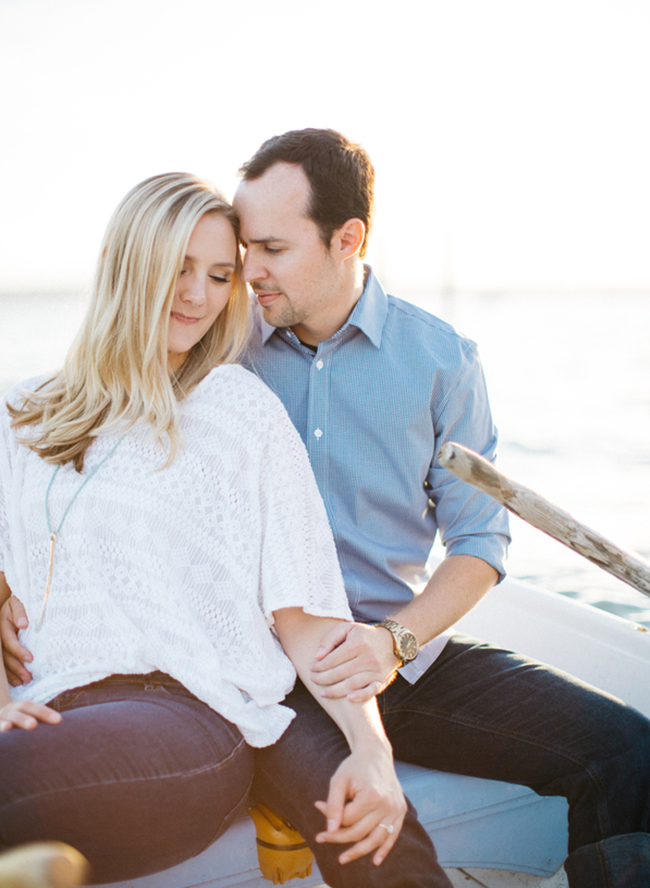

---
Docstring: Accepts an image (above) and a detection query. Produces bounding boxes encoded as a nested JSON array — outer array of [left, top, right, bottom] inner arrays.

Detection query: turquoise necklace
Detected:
[[38, 434, 125, 632]]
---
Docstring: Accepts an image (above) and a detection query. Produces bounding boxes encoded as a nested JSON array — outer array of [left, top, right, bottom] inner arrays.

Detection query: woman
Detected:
[[0, 174, 406, 884]]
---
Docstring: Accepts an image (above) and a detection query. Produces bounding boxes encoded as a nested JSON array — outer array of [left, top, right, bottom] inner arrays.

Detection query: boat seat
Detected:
[[96, 762, 568, 888]]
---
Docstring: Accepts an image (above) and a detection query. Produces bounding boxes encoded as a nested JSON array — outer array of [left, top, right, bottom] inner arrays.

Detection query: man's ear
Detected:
[[333, 218, 366, 260]]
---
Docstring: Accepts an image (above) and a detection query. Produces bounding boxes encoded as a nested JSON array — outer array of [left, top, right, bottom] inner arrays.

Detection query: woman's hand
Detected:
[[0, 701, 61, 732], [314, 742, 407, 866], [273, 608, 407, 865]]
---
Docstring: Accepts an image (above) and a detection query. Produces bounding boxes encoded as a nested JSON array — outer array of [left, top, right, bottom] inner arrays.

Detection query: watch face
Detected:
[[399, 632, 419, 661]]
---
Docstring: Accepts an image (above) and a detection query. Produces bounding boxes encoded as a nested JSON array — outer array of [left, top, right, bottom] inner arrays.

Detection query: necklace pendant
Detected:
[[36, 532, 57, 633]]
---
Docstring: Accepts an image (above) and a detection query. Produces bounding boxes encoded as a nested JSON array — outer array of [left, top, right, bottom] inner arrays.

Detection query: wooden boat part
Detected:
[[0, 841, 89, 888], [439, 441, 650, 597]]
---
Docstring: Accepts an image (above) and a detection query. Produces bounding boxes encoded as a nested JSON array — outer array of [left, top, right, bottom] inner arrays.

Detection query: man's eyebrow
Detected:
[[241, 236, 286, 245]]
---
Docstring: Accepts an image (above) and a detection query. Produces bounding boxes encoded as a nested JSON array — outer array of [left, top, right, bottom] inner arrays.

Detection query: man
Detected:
[[232, 129, 650, 888], [4, 130, 650, 887]]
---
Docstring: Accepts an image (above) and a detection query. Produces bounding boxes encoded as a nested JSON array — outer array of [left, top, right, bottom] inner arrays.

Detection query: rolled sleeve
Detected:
[[427, 341, 510, 580]]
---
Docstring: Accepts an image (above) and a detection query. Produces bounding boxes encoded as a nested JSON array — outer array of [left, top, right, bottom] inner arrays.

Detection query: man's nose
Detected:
[[242, 250, 267, 283]]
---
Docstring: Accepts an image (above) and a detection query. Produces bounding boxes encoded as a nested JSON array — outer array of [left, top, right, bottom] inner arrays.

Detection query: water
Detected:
[[2, 289, 649, 626], [413, 288, 650, 627]]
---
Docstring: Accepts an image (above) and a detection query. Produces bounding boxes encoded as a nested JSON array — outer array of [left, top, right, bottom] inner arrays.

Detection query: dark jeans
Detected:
[[253, 634, 650, 888], [0, 672, 253, 884]]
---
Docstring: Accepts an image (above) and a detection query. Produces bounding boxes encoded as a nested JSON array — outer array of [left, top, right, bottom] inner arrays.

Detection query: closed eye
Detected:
[[210, 274, 231, 284]]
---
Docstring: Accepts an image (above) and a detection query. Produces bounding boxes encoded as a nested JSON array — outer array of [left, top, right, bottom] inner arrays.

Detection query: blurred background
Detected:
[[1, 0, 649, 623]]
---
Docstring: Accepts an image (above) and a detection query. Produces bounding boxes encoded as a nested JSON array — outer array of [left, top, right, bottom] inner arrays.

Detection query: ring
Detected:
[[378, 823, 394, 834]]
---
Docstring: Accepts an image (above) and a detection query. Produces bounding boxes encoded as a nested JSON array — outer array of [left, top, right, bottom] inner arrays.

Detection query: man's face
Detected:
[[234, 162, 343, 342]]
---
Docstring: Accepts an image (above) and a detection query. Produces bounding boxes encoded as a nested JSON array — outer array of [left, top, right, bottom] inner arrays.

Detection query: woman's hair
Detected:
[[9, 173, 249, 471]]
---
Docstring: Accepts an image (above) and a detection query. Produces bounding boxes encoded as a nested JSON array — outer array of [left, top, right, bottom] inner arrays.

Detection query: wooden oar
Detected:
[[439, 441, 650, 598]]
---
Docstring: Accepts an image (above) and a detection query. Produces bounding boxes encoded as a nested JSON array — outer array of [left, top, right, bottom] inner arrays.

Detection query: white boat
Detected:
[[89, 573, 650, 888]]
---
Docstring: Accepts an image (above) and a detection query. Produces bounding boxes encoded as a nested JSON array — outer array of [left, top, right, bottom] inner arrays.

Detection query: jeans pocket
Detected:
[[47, 687, 88, 712]]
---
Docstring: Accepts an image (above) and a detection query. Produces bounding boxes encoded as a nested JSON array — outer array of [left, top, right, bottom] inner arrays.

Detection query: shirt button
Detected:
[[314, 429, 323, 438], [316, 360, 324, 370]]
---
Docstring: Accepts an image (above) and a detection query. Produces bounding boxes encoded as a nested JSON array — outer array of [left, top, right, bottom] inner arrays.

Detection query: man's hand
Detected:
[[314, 745, 407, 866], [310, 622, 400, 702], [0, 597, 33, 687]]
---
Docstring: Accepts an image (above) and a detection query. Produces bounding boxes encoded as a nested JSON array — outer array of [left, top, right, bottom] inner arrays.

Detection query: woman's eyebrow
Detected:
[[184, 255, 236, 268]]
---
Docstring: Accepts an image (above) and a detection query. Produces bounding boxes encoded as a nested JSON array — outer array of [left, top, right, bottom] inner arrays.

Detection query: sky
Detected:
[[1, 0, 649, 294]]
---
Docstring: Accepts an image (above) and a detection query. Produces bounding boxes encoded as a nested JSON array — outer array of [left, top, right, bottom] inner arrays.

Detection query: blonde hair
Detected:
[[9, 173, 249, 471]]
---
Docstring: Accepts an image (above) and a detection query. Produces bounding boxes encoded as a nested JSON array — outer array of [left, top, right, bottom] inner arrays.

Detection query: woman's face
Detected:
[[168, 212, 238, 371]]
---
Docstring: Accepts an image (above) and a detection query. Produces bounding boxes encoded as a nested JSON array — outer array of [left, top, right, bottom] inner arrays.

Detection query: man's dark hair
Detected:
[[239, 128, 375, 258]]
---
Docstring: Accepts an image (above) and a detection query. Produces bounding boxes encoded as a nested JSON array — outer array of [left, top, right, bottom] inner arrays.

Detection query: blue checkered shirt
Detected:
[[245, 267, 510, 680]]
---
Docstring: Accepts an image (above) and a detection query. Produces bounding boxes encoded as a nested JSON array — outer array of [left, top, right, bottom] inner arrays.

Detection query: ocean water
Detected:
[[414, 288, 650, 628], [2, 289, 649, 626]]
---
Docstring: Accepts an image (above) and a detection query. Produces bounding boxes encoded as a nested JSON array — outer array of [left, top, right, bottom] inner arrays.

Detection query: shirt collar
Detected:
[[344, 266, 387, 349], [259, 265, 388, 349]]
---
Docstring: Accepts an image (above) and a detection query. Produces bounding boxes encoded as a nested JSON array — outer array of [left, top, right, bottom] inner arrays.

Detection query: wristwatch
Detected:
[[376, 619, 419, 666]]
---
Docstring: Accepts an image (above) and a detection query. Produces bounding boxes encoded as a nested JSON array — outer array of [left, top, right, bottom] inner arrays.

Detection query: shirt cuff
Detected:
[[444, 534, 510, 584]]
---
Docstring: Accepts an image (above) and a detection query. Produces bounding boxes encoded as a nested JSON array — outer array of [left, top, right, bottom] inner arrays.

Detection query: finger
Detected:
[[310, 652, 354, 677], [318, 675, 382, 700], [373, 825, 401, 866], [340, 814, 405, 865], [0, 602, 31, 662], [335, 788, 407, 838], [313, 623, 352, 662], [314, 799, 343, 838], [314, 771, 350, 839], [312, 648, 354, 675], [0, 704, 61, 731], [372, 811, 406, 865], [22, 702, 62, 725], [347, 681, 383, 702], [8, 597, 29, 629], [340, 828, 385, 864], [312, 663, 377, 689], [1, 623, 34, 663], [7, 672, 28, 688], [3, 651, 33, 686], [316, 810, 378, 845], [312, 640, 380, 679], [317, 783, 388, 840], [313, 630, 392, 676], [318, 684, 354, 700], [6, 711, 38, 730]]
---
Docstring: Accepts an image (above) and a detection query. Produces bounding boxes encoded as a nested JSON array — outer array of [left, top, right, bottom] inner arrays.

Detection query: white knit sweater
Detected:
[[0, 365, 351, 746]]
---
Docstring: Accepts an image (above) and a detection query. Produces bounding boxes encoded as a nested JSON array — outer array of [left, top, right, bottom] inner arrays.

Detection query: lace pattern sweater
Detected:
[[0, 365, 351, 746]]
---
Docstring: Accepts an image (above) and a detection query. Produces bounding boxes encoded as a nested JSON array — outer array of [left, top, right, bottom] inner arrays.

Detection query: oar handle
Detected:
[[439, 441, 650, 598]]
